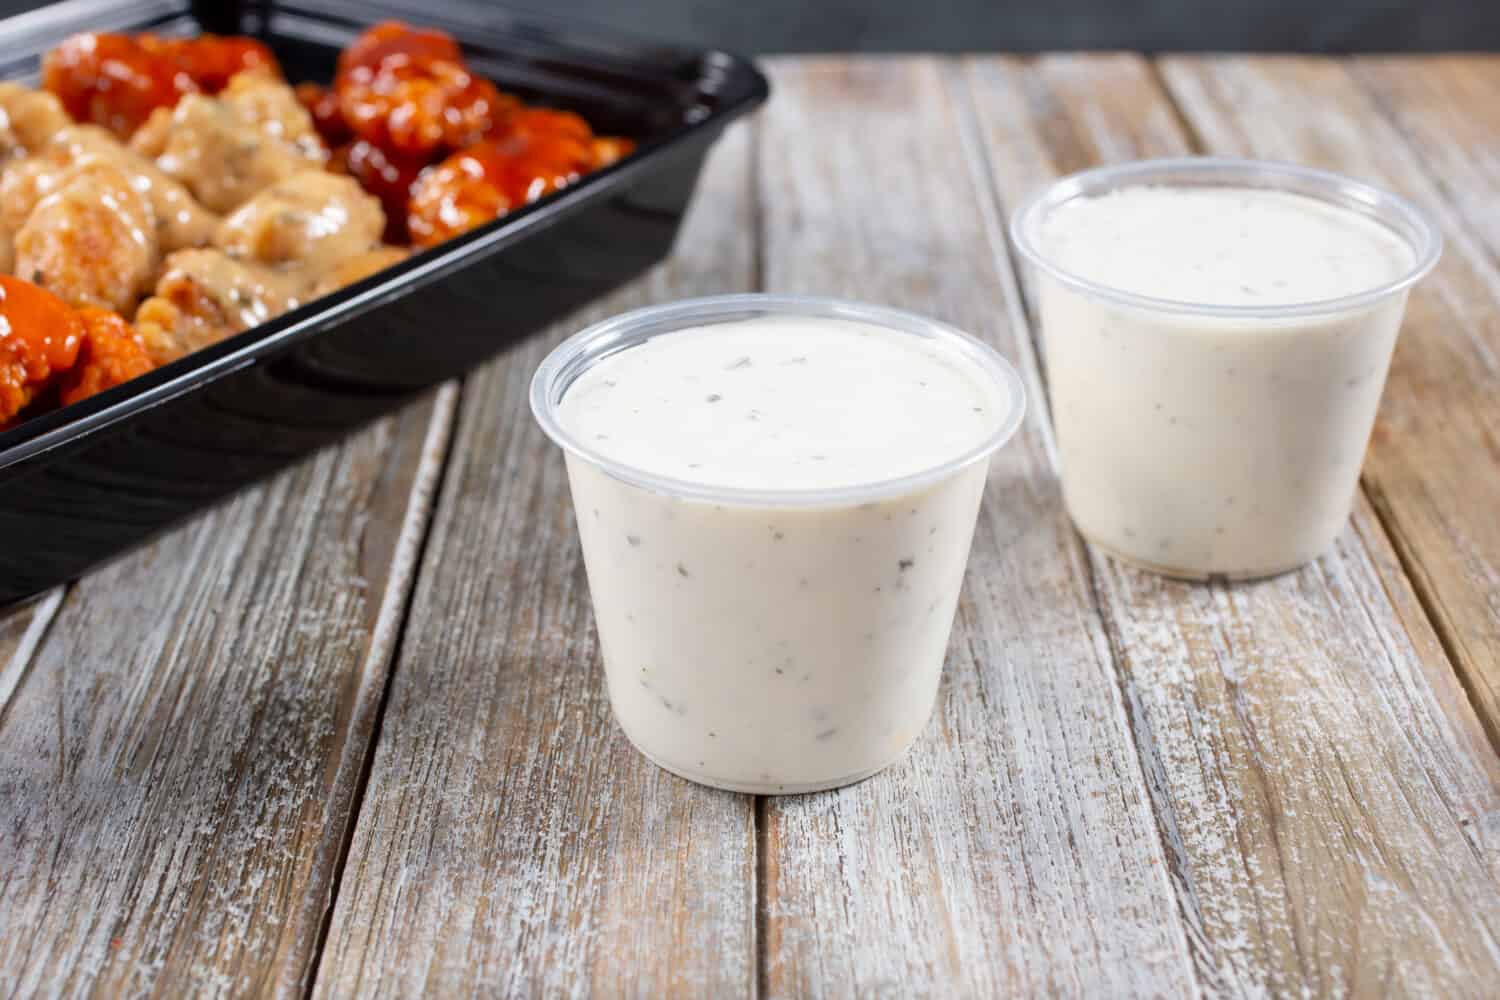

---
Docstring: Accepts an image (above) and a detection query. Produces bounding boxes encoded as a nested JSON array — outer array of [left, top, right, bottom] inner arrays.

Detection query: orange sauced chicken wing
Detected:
[[57, 307, 154, 406], [143, 34, 279, 95], [331, 138, 428, 242], [42, 32, 282, 139], [14, 160, 158, 313], [335, 21, 515, 157], [406, 110, 632, 247], [338, 20, 463, 78], [296, 82, 352, 147], [43, 32, 190, 138], [406, 138, 582, 248], [0, 280, 155, 424], [0, 275, 82, 425]]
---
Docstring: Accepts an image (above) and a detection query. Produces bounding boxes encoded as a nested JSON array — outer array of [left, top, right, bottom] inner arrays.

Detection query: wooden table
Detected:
[[3, 54, 1499, 998]]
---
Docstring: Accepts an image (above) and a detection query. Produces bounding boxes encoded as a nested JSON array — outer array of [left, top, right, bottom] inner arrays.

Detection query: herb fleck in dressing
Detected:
[[556, 315, 1013, 793]]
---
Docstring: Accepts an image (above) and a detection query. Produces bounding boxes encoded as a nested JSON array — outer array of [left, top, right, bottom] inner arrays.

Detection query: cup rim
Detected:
[[1008, 156, 1443, 318], [530, 294, 1028, 508]]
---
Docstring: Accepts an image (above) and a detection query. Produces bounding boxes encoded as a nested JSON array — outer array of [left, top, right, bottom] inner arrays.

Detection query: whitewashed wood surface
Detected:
[[1, 54, 1498, 999]]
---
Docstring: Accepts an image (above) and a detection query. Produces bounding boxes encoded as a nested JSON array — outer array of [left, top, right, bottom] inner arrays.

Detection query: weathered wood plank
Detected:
[[0, 386, 454, 998], [312, 123, 759, 998], [1156, 53, 1500, 754], [1347, 53, 1500, 736], [965, 51, 1500, 996], [0, 588, 63, 717], [756, 57, 1197, 998], [1351, 56, 1500, 265]]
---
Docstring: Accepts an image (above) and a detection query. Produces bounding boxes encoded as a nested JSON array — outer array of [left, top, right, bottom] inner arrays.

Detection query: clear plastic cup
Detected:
[[1009, 158, 1442, 580], [531, 295, 1026, 793]]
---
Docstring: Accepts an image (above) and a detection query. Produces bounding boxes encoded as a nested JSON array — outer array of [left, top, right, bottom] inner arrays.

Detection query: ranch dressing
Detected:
[[553, 313, 1020, 793], [1033, 184, 1419, 578]]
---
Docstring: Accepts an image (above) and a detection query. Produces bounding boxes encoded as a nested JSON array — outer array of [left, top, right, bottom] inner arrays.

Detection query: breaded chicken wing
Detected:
[[0, 82, 71, 160], [130, 71, 327, 213], [134, 249, 303, 365], [214, 171, 384, 266], [13, 160, 158, 312], [309, 246, 409, 297], [0, 157, 61, 273], [48, 124, 218, 252], [220, 71, 326, 157]]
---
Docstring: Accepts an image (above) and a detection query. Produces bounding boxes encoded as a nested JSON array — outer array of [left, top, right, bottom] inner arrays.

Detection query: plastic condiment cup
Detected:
[[1009, 158, 1442, 580], [531, 294, 1026, 793]]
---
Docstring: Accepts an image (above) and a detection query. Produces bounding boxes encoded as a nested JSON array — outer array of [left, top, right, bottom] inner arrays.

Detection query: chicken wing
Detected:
[[131, 71, 327, 213], [48, 124, 218, 253], [41, 31, 281, 139], [134, 249, 304, 365], [0, 82, 71, 161], [334, 20, 512, 156], [42, 31, 190, 138], [220, 71, 326, 158], [13, 160, 158, 313], [309, 246, 409, 297], [0, 157, 60, 273], [57, 307, 155, 405], [214, 171, 384, 266], [0, 274, 82, 424], [406, 111, 624, 248]]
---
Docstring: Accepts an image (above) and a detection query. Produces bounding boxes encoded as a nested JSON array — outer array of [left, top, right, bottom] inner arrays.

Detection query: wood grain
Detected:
[[311, 123, 759, 999], [1157, 54, 1500, 755], [0, 588, 63, 718], [1351, 56, 1500, 268], [965, 52, 1500, 996], [756, 57, 1197, 998], [1347, 53, 1500, 736], [0, 387, 454, 998]]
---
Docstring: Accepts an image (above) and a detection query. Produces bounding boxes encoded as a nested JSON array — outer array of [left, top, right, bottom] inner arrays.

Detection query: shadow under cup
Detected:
[[531, 295, 1026, 793], [1009, 158, 1443, 581]]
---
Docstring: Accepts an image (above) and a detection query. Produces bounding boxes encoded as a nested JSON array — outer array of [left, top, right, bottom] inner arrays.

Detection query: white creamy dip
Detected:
[[555, 314, 1019, 792], [1034, 184, 1417, 578]]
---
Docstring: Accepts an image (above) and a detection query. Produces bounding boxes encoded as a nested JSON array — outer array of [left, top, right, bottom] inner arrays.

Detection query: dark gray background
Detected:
[[2, 0, 1496, 52]]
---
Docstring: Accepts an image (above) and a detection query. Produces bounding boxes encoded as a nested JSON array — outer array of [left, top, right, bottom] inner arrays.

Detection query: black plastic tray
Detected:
[[0, 0, 766, 606]]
